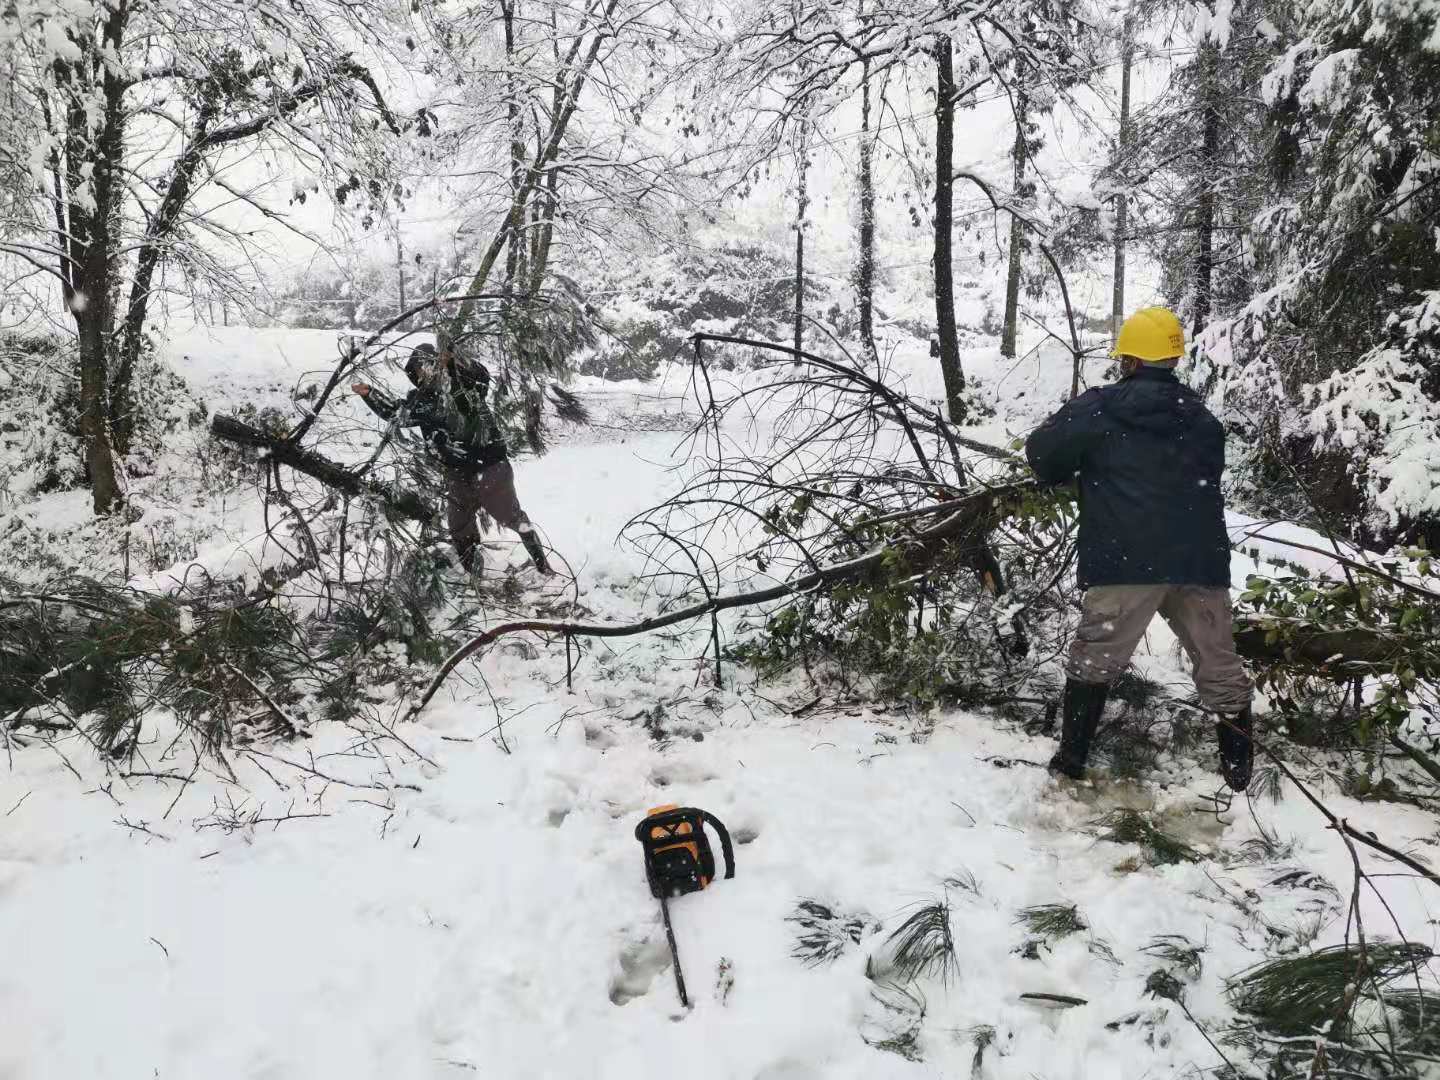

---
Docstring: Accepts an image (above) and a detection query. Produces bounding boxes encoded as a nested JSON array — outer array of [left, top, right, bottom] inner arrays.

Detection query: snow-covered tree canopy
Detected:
[[1185, 0, 1440, 547], [0, 0, 413, 510]]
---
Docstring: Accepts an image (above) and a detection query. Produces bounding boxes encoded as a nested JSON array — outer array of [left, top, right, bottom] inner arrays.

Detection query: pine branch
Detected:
[[400, 482, 1020, 722], [209, 414, 437, 526]]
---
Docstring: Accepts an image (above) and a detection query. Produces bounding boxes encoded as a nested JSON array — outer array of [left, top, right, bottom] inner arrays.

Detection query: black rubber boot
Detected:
[[1217, 707, 1254, 792], [1049, 679, 1109, 780], [518, 526, 552, 575]]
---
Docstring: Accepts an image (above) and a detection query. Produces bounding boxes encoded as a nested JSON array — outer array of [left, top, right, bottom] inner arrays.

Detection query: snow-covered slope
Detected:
[[1, 331, 1436, 1080]]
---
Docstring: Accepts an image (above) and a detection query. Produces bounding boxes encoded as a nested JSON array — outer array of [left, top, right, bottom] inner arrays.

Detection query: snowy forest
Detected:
[[2, 0, 1440, 1075]]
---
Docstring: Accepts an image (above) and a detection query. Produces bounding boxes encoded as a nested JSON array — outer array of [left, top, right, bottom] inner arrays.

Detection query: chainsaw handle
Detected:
[[634, 806, 736, 888], [700, 810, 735, 881]]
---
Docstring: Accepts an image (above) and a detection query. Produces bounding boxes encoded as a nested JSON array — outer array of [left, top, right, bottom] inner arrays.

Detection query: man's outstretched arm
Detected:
[[1025, 391, 1106, 484], [352, 383, 408, 423]]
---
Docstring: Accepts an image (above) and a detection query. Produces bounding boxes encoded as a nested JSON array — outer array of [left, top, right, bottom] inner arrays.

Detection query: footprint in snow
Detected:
[[649, 760, 717, 788], [608, 936, 672, 1006], [754, 1062, 824, 1080]]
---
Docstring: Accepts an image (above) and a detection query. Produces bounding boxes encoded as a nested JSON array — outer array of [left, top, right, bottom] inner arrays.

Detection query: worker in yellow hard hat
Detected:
[[1023, 307, 1254, 791]]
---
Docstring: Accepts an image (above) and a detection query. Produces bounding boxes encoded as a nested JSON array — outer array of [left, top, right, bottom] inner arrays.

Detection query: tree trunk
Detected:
[[1193, 42, 1221, 336], [933, 35, 966, 421], [112, 106, 218, 454], [793, 114, 809, 359], [1111, 10, 1136, 344], [501, 0, 527, 296], [1001, 90, 1028, 359], [854, 4, 877, 365], [60, 10, 129, 514], [1232, 620, 1440, 680], [37, 92, 75, 310], [74, 306, 125, 514], [528, 6, 563, 294], [396, 233, 406, 327], [529, 165, 559, 292], [447, 0, 621, 340]]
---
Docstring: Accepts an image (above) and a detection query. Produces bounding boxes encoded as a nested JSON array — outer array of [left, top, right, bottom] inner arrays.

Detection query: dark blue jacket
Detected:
[[1025, 367, 1230, 589]]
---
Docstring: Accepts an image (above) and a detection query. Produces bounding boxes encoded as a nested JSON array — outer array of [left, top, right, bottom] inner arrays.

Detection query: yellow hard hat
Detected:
[[1112, 307, 1185, 361]]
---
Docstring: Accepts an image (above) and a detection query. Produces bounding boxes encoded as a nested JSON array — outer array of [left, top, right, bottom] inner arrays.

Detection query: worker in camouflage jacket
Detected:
[[1025, 307, 1253, 791], [352, 343, 551, 576]]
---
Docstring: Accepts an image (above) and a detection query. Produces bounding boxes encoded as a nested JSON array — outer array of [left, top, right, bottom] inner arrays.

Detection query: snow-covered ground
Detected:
[[1, 327, 1437, 1079]]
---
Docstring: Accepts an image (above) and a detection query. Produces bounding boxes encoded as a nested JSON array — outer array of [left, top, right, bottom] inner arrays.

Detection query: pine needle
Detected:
[[1097, 808, 1201, 866], [1088, 938, 1122, 966], [1228, 941, 1434, 1038], [1015, 903, 1087, 941], [1145, 969, 1186, 1003], [862, 980, 927, 1061], [961, 1024, 996, 1079], [548, 385, 591, 424], [1268, 868, 1339, 898], [1141, 933, 1205, 980], [1251, 762, 1285, 804], [869, 902, 958, 985], [787, 898, 879, 966], [1389, 988, 1440, 1052], [943, 867, 982, 897]]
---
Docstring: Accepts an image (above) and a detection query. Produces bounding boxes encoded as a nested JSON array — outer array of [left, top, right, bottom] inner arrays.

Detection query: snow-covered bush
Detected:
[[0, 334, 82, 495], [0, 333, 209, 499], [1194, 0, 1440, 549]]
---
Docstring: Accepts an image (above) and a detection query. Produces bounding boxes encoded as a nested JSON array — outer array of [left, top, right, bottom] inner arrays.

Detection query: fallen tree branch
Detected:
[[1232, 618, 1440, 678], [1245, 723, 1440, 892], [1020, 992, 1088, 1007], [210, 414, 436, 526], [1389, 732, 1440, 788], [691, 332, 1021, 466], [402, 485, 1023, 722], [1234, 530, 1440, 603], [401, 479, 1435, 724], [223, 660, 302, 740]]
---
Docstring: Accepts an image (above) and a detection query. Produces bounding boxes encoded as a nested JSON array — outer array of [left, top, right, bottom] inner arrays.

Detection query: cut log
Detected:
[[210, 415, 436, 526]]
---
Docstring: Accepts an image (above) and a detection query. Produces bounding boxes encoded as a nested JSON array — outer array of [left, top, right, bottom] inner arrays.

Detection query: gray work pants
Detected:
[[1066, 585, 1253, 712]]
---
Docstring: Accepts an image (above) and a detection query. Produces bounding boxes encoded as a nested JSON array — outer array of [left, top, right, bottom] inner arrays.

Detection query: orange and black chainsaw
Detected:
[[634, 805, 735, 1008]]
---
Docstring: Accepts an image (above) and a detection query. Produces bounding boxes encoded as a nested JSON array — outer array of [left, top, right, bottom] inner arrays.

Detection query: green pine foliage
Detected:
[[861, 979, 927, 1062], [1096, 809, 1201, 866], [1236, 559, 1440, 740], [787, 899, 880, 967], [729, 482, 1059, 708], [1015, 903, 1087, 942], [0, 333, 210, 499], [0, 540, 457, 757], [1228, 941, 1433, 1039], [1141, 934, 1205, 981], [583, 244, 816, 381], [868, 902, 958, 986], [1192, 0, 1440, 551]]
